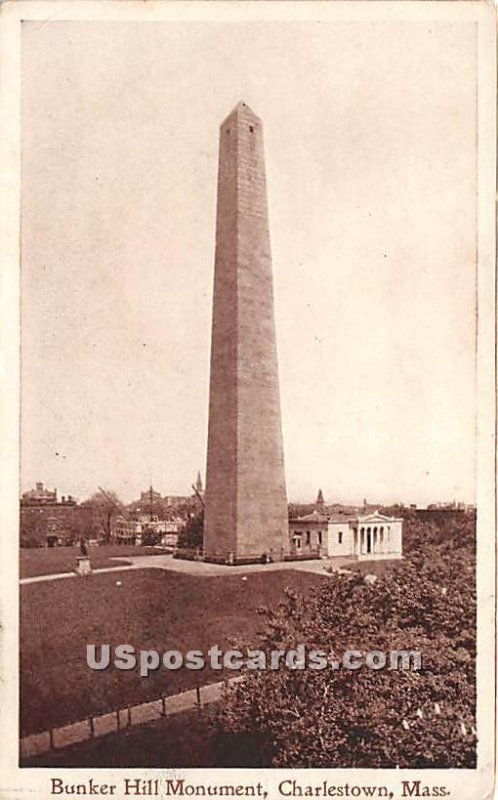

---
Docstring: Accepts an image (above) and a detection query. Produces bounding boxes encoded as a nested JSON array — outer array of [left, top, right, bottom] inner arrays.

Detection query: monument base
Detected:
[[204, 552, 281, 566], [76, 556, 91, 575]]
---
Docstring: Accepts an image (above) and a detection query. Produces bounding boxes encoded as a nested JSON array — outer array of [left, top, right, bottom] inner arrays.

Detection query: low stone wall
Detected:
[[20, 676, 244, 760]]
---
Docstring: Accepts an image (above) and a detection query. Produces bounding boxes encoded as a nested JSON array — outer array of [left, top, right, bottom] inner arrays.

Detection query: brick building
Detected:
[[20, 483, 93, 547]]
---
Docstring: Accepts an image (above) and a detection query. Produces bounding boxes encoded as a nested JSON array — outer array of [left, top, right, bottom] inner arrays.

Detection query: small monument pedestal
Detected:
[[76, 556, 91, 576]]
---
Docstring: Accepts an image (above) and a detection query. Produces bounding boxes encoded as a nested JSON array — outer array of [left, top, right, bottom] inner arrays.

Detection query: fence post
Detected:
[[196, 686, 201, 709], [89, 717, 95, 738], [161, 696, 167, 717], [127, 706, 132, 727], [116, 709, 120, 731], [49, 728, 55, 751]]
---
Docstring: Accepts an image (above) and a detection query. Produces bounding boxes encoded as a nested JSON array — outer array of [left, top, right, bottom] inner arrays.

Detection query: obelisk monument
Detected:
[[204, 102, 289, 562]]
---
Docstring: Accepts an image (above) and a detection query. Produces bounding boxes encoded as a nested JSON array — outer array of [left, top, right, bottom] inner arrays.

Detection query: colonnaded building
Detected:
[[289, 510, 403, 560]]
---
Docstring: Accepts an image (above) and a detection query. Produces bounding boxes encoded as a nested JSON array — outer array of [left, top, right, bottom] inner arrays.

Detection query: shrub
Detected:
[[214, 514, 476, 768]]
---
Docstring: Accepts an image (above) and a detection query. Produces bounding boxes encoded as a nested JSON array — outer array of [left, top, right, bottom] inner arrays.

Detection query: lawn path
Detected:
[[20, 564, 140, 585], [20, 675, 244, 760], [20, 553, 349, 584]]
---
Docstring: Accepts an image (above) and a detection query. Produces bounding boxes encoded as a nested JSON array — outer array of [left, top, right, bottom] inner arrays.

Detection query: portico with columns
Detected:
[[289, 510, 403, 560], [351, 513, 403, 559]]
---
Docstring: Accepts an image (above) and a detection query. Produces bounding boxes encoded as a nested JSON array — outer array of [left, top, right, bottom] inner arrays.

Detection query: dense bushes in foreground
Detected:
[[214, 514, 476, 768]]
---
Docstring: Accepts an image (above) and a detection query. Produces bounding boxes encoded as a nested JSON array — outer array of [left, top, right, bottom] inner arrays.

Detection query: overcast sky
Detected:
[[21, 18, 477, 506]]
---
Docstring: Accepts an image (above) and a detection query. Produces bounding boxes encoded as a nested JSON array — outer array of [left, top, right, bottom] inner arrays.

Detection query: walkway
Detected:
[[20, 564, 140, 585], [20, 554, 350, 585], [20, 676, 245, 760], [112, 553, 351, 576]]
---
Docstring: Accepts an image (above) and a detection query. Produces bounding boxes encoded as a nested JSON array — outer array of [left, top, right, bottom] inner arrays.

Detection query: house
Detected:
[[160, 517, 185, 548], [112, 515, 142, 545], [289, 510, 403, 560]]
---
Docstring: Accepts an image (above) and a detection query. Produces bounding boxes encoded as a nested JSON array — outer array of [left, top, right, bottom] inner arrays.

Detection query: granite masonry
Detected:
[[204, 102, 289, 563]]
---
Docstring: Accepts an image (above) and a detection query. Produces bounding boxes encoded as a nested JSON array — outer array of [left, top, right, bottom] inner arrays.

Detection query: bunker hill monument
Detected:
[[204, 102, 289, 562]]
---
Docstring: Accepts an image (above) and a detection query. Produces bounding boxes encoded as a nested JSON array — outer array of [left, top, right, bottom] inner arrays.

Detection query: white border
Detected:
[[0, 3, 495, 799]]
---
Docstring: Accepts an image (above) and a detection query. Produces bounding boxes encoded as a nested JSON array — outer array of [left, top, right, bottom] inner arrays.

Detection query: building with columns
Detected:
[[289, 510, 403, 560]]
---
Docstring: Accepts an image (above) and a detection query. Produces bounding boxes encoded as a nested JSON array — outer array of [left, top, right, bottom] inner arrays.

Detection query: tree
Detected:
[[20, 508, 47, 548], [178, 510, 204, 550], [80, 490, 124, 542], [214, 513, 476, 768]]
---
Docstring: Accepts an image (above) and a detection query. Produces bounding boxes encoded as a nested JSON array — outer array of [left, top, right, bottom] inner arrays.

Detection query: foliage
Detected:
[[20, 511, 48, 548], [178, 510, 204, 550], [141, 529, 162, 546], [80, 490, 124, 541], [214, 513, 476, 768]]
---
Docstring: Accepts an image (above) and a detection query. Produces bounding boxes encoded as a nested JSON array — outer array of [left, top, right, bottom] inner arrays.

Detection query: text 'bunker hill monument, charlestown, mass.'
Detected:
[[204, 102, 289, 564]]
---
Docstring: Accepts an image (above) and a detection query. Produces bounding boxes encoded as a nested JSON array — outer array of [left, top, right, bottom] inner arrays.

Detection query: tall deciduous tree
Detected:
[[80, 490, 123, 541]]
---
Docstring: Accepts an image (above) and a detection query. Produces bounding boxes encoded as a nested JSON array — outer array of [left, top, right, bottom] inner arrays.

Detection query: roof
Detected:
[[290, 510, 402, 525], [291, 510, 329, 523], [291, 510, 356, 525], [358, 511, 403, 523]]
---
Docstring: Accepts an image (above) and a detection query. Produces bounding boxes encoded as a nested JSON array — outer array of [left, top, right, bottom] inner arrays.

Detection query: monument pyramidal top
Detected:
[[221, 100, 261, 124], [204, 102, 289, 564]]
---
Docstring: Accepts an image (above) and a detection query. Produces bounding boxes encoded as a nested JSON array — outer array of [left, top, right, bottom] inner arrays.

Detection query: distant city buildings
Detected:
[[139, 487, 162, 503], [20, 478, 473, 555], [20, 476, 202, 548], [21, 481, 58, 504], [111, 510, 186, 548], [427, 501, 475, 512], [20, 483, 91, 547], [107, 477, 203, 547]]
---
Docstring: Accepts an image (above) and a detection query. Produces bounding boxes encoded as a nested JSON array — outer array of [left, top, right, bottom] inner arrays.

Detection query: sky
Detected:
[[21, 18, 477, 506]]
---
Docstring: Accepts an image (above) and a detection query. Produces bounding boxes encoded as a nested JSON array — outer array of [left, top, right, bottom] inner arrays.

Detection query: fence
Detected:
[[20, 676, 245, 760]]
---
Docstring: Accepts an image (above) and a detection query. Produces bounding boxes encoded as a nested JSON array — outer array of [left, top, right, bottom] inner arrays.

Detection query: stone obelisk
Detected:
[[204, 102, 289, 562]]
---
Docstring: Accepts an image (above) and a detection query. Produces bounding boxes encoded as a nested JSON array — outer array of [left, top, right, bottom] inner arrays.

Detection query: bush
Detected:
[[173, 548, 203, 562], [141, 530, 162, 547], [214, 514, 476, 768], [20, 535, 43, 549]]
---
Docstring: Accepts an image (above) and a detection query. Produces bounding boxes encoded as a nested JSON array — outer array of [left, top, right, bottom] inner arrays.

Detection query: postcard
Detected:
[[0, 2, 495, 800]]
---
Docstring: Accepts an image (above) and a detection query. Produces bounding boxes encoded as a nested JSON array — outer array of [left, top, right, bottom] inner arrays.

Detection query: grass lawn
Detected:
[[20, 567, 325, 736], [20, 545, 162, 578]]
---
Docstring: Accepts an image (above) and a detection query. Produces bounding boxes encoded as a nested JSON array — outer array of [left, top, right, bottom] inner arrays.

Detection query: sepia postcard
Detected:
[[0, 2, 496, 800]]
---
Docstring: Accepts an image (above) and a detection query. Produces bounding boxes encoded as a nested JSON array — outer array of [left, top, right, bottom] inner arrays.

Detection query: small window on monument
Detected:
[[249, 125, 254, 132]]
